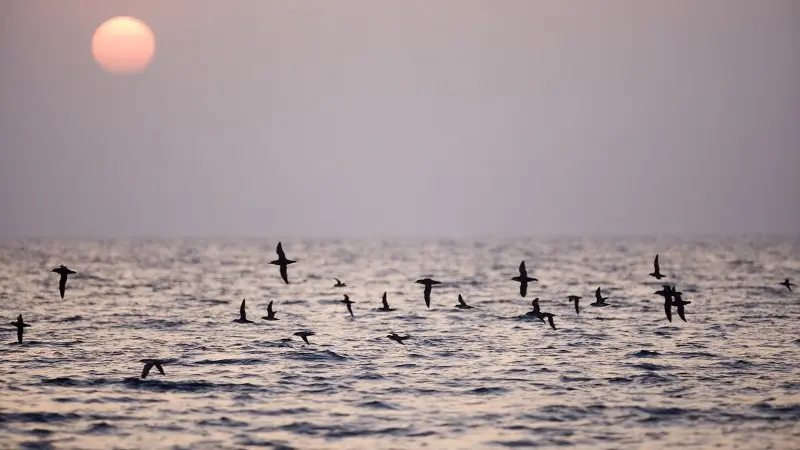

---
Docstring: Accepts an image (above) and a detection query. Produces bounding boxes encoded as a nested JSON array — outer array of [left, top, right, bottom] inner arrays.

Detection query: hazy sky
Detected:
[[1, 1, 798, 237]]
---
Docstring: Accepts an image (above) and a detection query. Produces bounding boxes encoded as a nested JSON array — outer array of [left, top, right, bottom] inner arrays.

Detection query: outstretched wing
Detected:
[[547, 315, 556, 330], [424, 285, 431, 308], [346, 303, 354, 317], [382, 292, 388, 309], [653, 254, 660, 272], [458, 294, 466, 306], [240, 299, 247, 320], [280, 265, 289, 284], [574, 299, 579, 315], [595, 287, 602, 301], [59, 275, 67, 299], [676, 304, 686, 322], [664, 301, 672, 322], [141, 362, 153, 379], [519, 261, 527, 277], [276, 241, 286, 259], [267, 300, 274, 315]]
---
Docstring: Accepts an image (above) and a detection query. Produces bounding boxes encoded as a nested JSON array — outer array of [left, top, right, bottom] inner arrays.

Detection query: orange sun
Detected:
[[92, 16, 155, 75]]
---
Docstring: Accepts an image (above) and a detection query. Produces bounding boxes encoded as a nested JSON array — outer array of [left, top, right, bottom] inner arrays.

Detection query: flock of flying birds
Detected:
[[8, 243, 797, 379]]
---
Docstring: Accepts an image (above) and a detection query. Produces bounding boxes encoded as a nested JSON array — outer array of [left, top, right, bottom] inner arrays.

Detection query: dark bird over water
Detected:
[[655, 284, 674, 322], [233, 299, 254, 323], [294, 331, 315, 345], [511, 261, 538, 297], [140, 359, 165, 379], [649, 254, 665, 280], [377, 292, 395, 311], [51, 265, 76, 299], [262, 300, 278, 321], [415, 278, 441, 308], [567, 295, 582, 315], [340, 294, 355, 317], [525, 298, 542, 317], [334, 278, 347, 288], [539, 312, 557, 331], [270, 242, 296, 284], [454, 294, 473, 309], [387, 332, 411, 345], [672, 287, 691, 322], [10, 314, 30, 344], [590, 287, 609, 307], [780, 278, 794, 292]]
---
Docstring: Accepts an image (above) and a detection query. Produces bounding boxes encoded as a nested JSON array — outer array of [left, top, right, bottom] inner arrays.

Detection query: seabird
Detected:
[[511, 261, 538, 297], [270, 242, 296, 284], [377, 291, 395, 311], [539, 312, 557, 331], [51, 265, 76, 299], [649, 254, 665, 280], [672, 287, 690, 322], [233, 298, 254, 323], [655, 284, 674, 322], [454, 294, 473, 309], [415, 278, 441, 308], [525, 298, 542, 316], [140, 359, 165, 379], [387, 332, 411, 345], [334, 278, 347, 288], [9, 314, 30, 344], [780, 278, 794, 292], [567, 295, 581, 315], [294, 331, 315, 345], [340, 294, 355, 317], [590, 287, 609, 307], [262, 300, 278, 321]]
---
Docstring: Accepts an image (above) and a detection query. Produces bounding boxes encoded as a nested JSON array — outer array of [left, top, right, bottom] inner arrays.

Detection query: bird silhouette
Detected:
[[511, 261, 537, 297], [270, 242, 296, 284], [51, 265, 76, 299]]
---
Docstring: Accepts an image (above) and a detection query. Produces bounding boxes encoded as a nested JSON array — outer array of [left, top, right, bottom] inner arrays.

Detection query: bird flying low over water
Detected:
[[525, 298, 542, 317], [377, 292, 395, 311], [233, 299, 254, 323], [51, 265, 76, 299], [334, 278, 346, 288], [140, 359, 165, 379], [780, 278, 794, 292], [590, 287, 609, 307], [262, 300, 278, 321], [567, 295, 582, 315], [672, 287, 690, 322], [454, 294, 473, 309], [10, 314, 31, 344], [341, 294, 355, 317], [415, 278, 441, 308], [649, 254, 665, 280], [387, 332, 411, 345], [270, 242, 296, 284], [539, 312, 557, 331], [294, 331, 315, 344], [655, 284, 674, 322], [511, 261, 537, 297]]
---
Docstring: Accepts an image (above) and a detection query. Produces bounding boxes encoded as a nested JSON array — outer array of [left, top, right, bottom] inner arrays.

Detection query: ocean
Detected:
[[1, 237, 798, 449]]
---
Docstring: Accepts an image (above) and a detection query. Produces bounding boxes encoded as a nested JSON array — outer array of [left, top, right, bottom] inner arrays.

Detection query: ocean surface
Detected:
[[1, 237, 799, 449]]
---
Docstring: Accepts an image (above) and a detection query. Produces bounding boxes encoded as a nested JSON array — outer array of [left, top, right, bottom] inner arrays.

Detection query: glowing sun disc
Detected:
[[92, 16, 155, 74]]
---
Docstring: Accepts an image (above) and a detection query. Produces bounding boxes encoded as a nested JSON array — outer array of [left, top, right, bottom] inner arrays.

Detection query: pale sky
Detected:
[[1, 1, 798, 237]]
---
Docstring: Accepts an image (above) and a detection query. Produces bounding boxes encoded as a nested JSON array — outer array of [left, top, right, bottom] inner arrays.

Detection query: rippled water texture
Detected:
[[1, 237, 799, 449]]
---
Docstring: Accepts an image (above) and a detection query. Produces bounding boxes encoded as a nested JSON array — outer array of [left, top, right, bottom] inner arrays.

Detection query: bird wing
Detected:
[[519, 261, 527, 277], [301, 335, 309, 344], [382, 292, 389, 309], [267, 300, 274, 315], [676, 304, 686, 322], [574, 299, 580, 315], [155, 362, 165, 375], [595, 287, 602, 301], [664, 301, 672, 322], [547, 315, 556, 330], [653, 254, 660, 272], [458, 294, 466, 306], [335, 278, 341, 285], [141, 362, 153, 379], [280, 265, 289, 284], [346, 302, 354, 317], [424, 285, 431, 308], [276, 242, 286, 259], [59, 275, 67, 299], [520, 282, 527, 298], [240, 299, 247, 320]]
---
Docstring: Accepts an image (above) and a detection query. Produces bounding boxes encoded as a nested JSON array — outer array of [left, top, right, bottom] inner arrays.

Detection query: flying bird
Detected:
[[415, 278, 441, 308], [233, 299, 254, 323], [270, 242, 296, 284], [672, 287, 690, 322], [454, 294, 473, 309], [262, 300, 278, 321], [539, 312, 557, 331], [294, 331, 315, 345], [387, 332, 411, 345], [525, 298, 542, 317], [9, 314, 30, 344], [511, 261, 538, 297], [590, 287, 609, 307], [140, 359, 165, 379], [334, 278, 347, 288], [567, 295, 582, 315], [780, 278, 794, 292], [649, 254, 665, 280], [51, 265, 76, 299], [655, 284, 674, 322], [377, 292, 395, 311], [340, 294, 355, 317]]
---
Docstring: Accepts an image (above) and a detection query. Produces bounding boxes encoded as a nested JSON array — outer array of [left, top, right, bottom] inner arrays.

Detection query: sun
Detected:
[[91, 16, 155, 75]]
